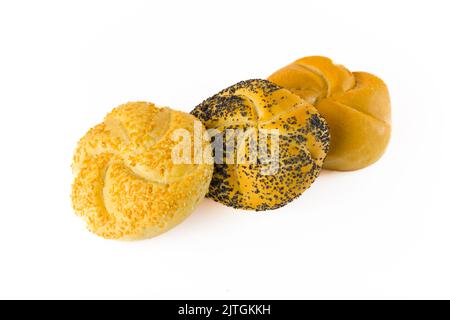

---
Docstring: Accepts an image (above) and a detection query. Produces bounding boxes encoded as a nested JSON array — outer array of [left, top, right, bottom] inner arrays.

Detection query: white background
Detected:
[[0, 0, 449, 299]]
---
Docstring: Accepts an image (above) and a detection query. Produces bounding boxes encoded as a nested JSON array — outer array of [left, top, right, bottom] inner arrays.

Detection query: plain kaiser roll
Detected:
[[71, 102, 213, 240], [191, 79, 330, 211], [269, 56, 391, 171]]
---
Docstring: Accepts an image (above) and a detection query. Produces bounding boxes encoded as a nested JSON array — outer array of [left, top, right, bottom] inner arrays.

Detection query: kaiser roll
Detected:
[[269, 56, 391, 171], [191, 79, 330, 211], [71, 102, 213, 239]]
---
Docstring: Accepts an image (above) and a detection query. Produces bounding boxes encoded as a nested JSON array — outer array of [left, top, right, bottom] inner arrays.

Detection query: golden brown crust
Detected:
[[71, 102, 213, 239], [191, 79, 330, 211], [269, 56, 391, 171]]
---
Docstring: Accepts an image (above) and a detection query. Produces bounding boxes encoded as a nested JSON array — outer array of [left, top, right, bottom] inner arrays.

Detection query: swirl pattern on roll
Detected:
[[191, 79, 330, 211], [269, 56, 391, 171], [71, 102, 213, 239]]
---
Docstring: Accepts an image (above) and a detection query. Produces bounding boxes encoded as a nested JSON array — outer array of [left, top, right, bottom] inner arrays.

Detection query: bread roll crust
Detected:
[[191, 79, 330, 211], [269, 56, 391, 171], [71, 102, 213, 239]]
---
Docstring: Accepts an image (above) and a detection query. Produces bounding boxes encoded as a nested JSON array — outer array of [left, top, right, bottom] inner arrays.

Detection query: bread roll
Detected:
[[269, 56, 391, 171], [191, 79, 330, 211], [71, 102, 213, 240]]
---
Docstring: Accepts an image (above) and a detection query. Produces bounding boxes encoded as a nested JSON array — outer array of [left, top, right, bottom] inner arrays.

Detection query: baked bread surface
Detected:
[[191, 79, 330, 210], [71, 102, 213, 239], [269, 56, 391, 171]]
